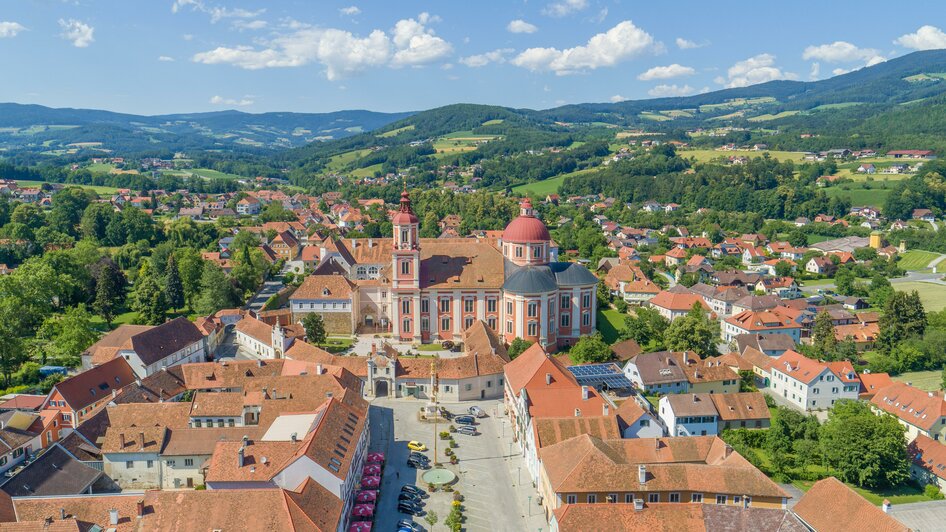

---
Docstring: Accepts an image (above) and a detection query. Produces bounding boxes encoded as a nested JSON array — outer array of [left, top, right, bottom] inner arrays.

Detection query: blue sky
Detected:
[[1, 0, 945, 115]]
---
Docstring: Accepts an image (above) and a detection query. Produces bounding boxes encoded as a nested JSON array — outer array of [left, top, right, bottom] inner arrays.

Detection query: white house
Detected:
[[116, 317, 206, 378], [769, 350, 859, 411], [658, 394, 719, 437]]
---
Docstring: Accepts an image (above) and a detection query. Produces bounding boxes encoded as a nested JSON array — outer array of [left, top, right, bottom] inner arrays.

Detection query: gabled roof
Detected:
[[290, 274, 354, 301], [503, 343, 576, 394], [1, 445, 102, 498], [794, 477, 909, 532], [649, 291, 709, 312], [772, 350, 830, 385], [552, 503, 807, 532], [871, 381, 946, 431], [52, 357, 137, 411], [129, 317, 204, 366], [533, 416, 621, 450]]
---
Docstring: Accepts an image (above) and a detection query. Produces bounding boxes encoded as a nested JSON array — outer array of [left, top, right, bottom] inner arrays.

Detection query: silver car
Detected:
[[456, 425, 478, 436], [468, 406, 486, 418]]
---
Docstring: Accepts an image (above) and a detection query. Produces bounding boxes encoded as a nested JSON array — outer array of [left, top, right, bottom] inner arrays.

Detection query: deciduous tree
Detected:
[[301, 313, 327, 345]]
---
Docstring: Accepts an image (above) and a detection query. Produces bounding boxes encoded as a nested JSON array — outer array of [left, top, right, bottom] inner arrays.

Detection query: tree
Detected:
[[834, 268, 856, 296], [37, 304, 99, 366], [93, 259, 125, 326], [301, 313, 327, 345], [621, 307, 668, 351], [164, 254, 185, 311], [131, 263, 168, 325], [507, 337, 534, 359], [811, 311, 838, 359], [879, 290, 927, 352], [0, 326, 25, 388], [820, 400, 909, 489], [774, 260, 794, 278], [196, 263, 237, 315], [568, 333, 611, 364], [424, 510, 438, 529], [663, 303, 719, 357], [788, 229, 808, 248]]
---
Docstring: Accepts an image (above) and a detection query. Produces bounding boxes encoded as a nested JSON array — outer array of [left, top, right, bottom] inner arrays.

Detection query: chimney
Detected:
[[724, 444, 733, 458], [136, 499, 144, 519], [545, 373, 552, 385], [257, 359, 263, 367], [59, 508, 66, 520], [581, 386, 589, 400], [633, 498, 644, 511], [368, 238, 374, 248], [112, 389, 118, 398], [119, 433, 126, 448], [602, 404, 609, 416], [108, 509, 119, 526], [138, 432, 145, 449], [290, 432, 298, 443], [238, 446, 245, 468], [882, 499, 891, 513], [135, 378, 142, 387], [242, 434, 249, 446], [316, 364, 323, 375], [638, 464, 647, 484], [272, 388, 277, 399]]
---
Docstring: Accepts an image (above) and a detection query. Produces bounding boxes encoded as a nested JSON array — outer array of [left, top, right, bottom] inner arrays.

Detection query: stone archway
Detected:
[[375, 379, 389, 397]]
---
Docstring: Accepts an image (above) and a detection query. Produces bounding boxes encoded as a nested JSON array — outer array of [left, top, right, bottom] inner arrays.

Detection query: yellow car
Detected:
[[407, 441, 427, 452]]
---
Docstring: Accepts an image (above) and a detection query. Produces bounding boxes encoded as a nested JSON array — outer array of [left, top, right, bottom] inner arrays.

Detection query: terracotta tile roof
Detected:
[[503, 343, 576, 394], [871, 381, 946, 431], [649, 291, 709, 312], [524, 387, 608, 419], [772, 350, 830, 385], [552, 503, 807, 532], [909, 434, 946, 481], [738, 347, 774, 373], [53, 357, 137, 412], [419, 238, 505, 289], [234, 314, 274, 346], [534, 415, 621, 449], [835, 321, 880, 343], [462, 320, 508, 360], [858, 372, 894, 399], [284, 341, 368, 377], [709, 392, 770, 421], [13, 493, 144, 532], [290, 274, 354, 301], [794, 477, 909, 532], [161, 427, 264, 456], [540, 434, 787, 498], [0, 520, 82, 531], [129, 317, 205, 366], [0, 395, 45, 411], [283, 477, 344, 532], [610, 339, 642, 361], [190, 391, 246, 417], [84, 324, 153, 366], [705, 352, 754, 372], [105, 402, 192, 430], [614, 399, 648, 431], [726, 308, 800, 332], [101, 426, 167, 454], [664, 393, 718, 417], [205, 438, 302, 482], [342, 238, 393, 264]]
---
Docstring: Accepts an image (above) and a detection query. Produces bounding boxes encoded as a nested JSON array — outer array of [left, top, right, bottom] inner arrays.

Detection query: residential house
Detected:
[[659, 394, 718, 437], [648, 290, 710, 322], [913, 209, 935, 222], [42, 357, 137, 432], [270, 230, 301, 261], [793, 477, 909, 532], [236, 197, 261, 215], [689, 283, 749, 317], [870, 382, 946, 442], [722, 308, 802, 343], [769, 350, 859, 411], [113, 317, 206, 378], [734, 333, 796, 357], [710, 392, 771, 432], [909, 434, 946, 495], [806, 256, 836, 275], [623, 351, 738, 395]]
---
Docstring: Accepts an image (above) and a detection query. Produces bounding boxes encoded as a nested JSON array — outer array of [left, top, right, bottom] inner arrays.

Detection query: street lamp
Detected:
[[528, 495, 532, 517]]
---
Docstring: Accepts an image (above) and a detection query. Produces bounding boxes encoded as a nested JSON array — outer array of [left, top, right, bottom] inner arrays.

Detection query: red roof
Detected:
[[502, 199, 550, 243], [391, 191, 419, 225]]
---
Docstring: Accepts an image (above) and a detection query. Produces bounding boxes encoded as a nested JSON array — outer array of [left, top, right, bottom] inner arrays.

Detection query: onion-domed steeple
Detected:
[[502, 199, 551, 266]]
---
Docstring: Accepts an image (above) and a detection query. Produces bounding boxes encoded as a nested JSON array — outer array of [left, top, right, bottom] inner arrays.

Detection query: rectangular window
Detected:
[[515, 246, 523, 258], [608, 493, 618, 503], [527, 302, 538, 317], [440, 299, 451, 313], [624, 493, 634, 503], [465, 384, 472, 391], [402, 319, 411, 333], [185, 458, 194, 466], [691, 493, 703, 503], [582, 312, 591, 326], [147, 460, 154, 468], [487, 317, 496, 330], [561, 295, 570, 309], [716, 495, 727, 505], [582, 293, 591, 308], [401, 261, 410, 275], [126, 461, 134, 469], [194, 420, 201, 428], [464, 317, 473, 329], [506, 301, 513, 314], [566, 495, 577, 504], [528, 322, 538, 336], [464, 299, 474, 313], [421, 317, 429, 332], [561, 314, 571, 327], [669, 493, 680, 503], [533, 246, 541, 258], [587, 494, 597, 504], [487, 299, 497, 313], [648, 493, 659, 503], [167, 460, 176, 467], [421, 299, 429, 313], [506, 321, 513, 334], [441, 317, 450, 332], [401, 299, 410, 314]]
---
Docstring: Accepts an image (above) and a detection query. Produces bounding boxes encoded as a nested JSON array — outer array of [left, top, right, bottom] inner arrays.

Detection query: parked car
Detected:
[[409, 452, 429, 462], [407, 441, 427, 452], [468, 406, 485, 418], [401, 485, 427, 498], [407, 458, 430, 470], [398, 502, 424, 516], [454, 415, 476, 425], [398, 492, 423, 503], [456, 425, 478, 436], [397, 519, 422, 532]]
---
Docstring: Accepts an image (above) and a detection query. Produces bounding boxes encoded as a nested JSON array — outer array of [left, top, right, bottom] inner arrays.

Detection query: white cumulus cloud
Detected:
[[895, 25, 946, 50], [542, 0, 588, 17], [802, 41, 884, 65], [675, 37, 706, 50], [232, 19, 267, 31], [0, 22, 26, 39], [609, 94, 627, 103], [339, 6, 361, 16], [172, 0, 265, 23], [716, 53, 796, 88], [648, 84, 698, 97], [58, 19, 94, 48], [460, 48, 513, 68], [511, 20, 659, 75], [192, 13, 451, 80], [209, 95, 254, 106], [809, 62, 820, 80], [158, 55, 175, 62], [637, 63, 694, 81], [507, 19, 538, 34]]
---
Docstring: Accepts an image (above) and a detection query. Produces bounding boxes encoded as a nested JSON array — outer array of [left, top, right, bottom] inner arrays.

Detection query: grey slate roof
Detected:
[[548, 262, 598, 286], [502, 265, 559, 294], [130, 317, 204, 366], [1, 445, 103, 497]]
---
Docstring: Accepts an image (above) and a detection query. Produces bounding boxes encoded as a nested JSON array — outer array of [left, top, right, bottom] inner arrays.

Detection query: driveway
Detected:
[[214, 332, 263, 361], [245, 279, 283, 312], [369, 398, 547, 532]]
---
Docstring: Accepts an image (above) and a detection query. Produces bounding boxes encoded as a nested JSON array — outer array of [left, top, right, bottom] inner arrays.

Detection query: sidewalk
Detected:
[[490, 405, 552, 532]]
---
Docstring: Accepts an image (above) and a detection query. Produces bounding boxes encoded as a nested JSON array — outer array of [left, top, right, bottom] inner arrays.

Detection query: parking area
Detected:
[[213, 332, 262, 361], [369, 398, 548, 532]]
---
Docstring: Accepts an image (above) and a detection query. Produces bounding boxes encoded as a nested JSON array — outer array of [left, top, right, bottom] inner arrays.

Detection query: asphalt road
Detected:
[[245, 279, 283, 312]]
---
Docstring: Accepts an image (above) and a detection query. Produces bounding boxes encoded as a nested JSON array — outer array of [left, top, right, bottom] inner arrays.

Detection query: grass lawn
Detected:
[[597, 308, 626, 344], [682, 149, 807, 163], [645, 396, 660, 409], [318, 337, 354, 354], [324, 149, 372, 171], [747, 111, 800, 122], [892, 370, 942, 392], [511, 167, 598, 196], [351, 164, 383, 178], [86, 162, 116, 174], [161, 168, 247, 180], [792, 478, 933, 506], [14, 180, 119, 195], [415, 343, 445, 352], [894, 281, 946, 311], [799, 278, 836, 287], [823, 184, 892, 208], [898, 250, 941, 270], [377, 125, 415, 138], [805, 234, 835, 245]]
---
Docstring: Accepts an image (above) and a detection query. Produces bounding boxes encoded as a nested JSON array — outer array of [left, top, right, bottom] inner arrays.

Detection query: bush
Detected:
[[453, 492, 464, 502], [925, 484, 945, 500], [440, 431, 450, 440], [450, 441, 458, 448]]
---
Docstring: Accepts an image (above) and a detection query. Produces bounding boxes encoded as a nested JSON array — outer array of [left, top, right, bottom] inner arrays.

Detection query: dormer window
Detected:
[[322, 288, 329, 296]]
